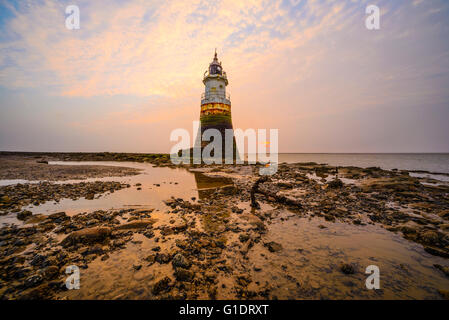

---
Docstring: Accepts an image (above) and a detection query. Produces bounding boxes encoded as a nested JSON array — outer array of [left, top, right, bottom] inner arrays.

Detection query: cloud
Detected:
[[0, 0, 361, 97]]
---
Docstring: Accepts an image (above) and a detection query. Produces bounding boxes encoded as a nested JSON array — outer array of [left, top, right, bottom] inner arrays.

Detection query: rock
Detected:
[[48, 212, 67, 222], [112, 239, 126, 248], [340, 263, 356, 274], [208, 286, 218, 299], [328, 179, 343, 189], [425, 245, 449, 258], [264, 241, 283, 253], [101, 254, 110, 261], [133, 264, 142, 271], [60, 227, 111, 247], [438, 289, 449, 300], [87, 244, 104, 255], [438, 210, 449, 219], [239, 234, 250, 243], [215, 238, 226, 249], [1, 195, 11, 203], [174, 268, 194, 282], [172, 253, 191, 269], [24, 274, 43, 288], [420, 230, 440, 245], [247, 215, 266, 231], [143, 230, 155, 238], [400, 225, 419, 241], [43, 266, 59, 280], [152, 277, 171, 295], [204, 272, 217, 282], [19, 284, 51, 299], [116, 219, 156, 230], [160, 222, 188, 235], [144, 254, 156, 265], [434, 264, 449, 278], [17, 210, 32, 221], [236, 274, 252, 286], [155, 253, 171, 264], [240, 238, 254, 255], [30, 254, 47, 267], [85, 193, 95, 200], [175, 240, 188, 249], [45, 256, 59, 266]]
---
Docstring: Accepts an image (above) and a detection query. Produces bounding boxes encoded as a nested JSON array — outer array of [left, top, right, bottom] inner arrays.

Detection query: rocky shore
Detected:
[[0, 153, 448, 300], [0, 153, 144, 181], [0, 152, 172, 172], [0, 181, 131, 215]]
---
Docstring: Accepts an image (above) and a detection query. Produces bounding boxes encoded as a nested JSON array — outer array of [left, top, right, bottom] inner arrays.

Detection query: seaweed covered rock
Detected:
[[60, 227, 111, 247], [328, 178, 343, 189], [17, 210, 33, 221], [340, 263, 356, 274], [172, 253, 191, 269]]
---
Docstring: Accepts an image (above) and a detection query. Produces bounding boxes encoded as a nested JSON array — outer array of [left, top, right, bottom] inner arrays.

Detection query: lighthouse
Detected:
[[194, 50, 237, 162]]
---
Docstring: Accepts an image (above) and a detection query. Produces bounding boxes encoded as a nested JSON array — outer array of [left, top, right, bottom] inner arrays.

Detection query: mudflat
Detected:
[[0, 153, 142, 181], [0, 152, 449, 300]]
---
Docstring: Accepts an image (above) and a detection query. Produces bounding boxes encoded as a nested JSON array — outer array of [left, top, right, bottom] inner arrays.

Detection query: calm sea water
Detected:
[[272, 153, 449, 173]]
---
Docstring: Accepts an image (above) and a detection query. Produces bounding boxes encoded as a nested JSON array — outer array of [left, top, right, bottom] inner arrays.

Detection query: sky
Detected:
[[0, 0, 448, 153]]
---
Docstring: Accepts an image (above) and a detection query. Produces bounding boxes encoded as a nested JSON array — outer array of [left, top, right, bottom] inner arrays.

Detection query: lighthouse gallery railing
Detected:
[[201, 92, 231, 100]]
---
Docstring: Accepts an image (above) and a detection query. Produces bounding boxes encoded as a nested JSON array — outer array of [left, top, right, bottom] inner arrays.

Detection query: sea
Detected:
[[267, 153, 449, 174]]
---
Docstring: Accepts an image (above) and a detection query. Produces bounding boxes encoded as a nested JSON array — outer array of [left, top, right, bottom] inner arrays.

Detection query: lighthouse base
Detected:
[[187, 114, 239, 163]]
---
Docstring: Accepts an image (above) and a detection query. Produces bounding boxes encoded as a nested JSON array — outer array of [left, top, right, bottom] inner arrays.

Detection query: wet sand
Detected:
[[0, 153, 448, 300]]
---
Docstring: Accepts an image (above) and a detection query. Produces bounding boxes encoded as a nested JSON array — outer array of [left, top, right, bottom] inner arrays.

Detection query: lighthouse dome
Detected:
[[209, 50, 223, 75]]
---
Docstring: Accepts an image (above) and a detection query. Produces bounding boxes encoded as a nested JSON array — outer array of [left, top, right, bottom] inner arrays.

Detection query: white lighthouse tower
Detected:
[[201, 49, 231, 109], [195, 50, 236, 160]]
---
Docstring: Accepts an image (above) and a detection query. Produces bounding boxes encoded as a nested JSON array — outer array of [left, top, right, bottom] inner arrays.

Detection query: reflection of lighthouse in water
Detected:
[[194, 50, 238, 161], [193, 172, 234, 200]]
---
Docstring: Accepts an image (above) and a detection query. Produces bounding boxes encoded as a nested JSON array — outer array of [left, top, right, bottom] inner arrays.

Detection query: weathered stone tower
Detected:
[[194, 50, 237, 160]]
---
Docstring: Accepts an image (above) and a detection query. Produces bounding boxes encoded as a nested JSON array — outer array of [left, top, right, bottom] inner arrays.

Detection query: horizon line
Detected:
[[1, 151, 449, 155]]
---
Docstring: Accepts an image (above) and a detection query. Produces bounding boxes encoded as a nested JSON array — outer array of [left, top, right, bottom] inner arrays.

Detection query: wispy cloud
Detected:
[[0, 0, 365, 97]]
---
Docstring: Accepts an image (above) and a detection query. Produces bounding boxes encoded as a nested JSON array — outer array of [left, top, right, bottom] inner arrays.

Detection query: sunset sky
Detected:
[[0, 0, 448, 153]]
